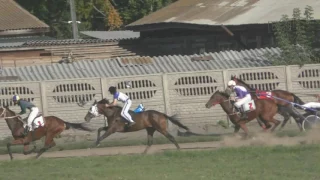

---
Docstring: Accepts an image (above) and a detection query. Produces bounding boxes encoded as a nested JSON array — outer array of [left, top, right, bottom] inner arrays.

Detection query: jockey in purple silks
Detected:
[[227, 80, 252, 119]]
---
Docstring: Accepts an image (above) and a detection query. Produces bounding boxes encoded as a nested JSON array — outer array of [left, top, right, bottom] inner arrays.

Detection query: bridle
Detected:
[[211, 96, 238, 116], [0, 107, 22, 120]]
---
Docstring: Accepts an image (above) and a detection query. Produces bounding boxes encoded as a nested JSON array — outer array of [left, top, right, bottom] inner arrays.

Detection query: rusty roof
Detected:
[[0, 0, 49, 31], [127, 0, 320, 28]]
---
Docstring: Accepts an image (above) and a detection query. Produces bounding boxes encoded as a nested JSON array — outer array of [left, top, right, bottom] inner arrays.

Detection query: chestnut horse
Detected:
[[80, 99, 190, 154], [231, 76, 305, 131], [205, 90, 280, 138], [0, 105, 93, 160]]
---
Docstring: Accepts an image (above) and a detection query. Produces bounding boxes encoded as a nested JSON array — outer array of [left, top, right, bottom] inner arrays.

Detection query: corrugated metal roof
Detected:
[[0, 42, 24, 48], [127, 0, 320, 27], [0, 39, 124, 50], [0, 47, 279, 82], [0, 0, 49, 31], [80, 31, 140, 40]]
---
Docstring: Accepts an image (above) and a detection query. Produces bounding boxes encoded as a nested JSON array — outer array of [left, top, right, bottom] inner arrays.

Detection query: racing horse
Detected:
[[231, 76, 305, 131], [0, 105, 93, 160], [205, 90, 280, 138], [80, 99, 190, 154]]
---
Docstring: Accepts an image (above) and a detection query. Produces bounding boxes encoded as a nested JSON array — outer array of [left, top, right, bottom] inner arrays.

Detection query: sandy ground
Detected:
[[1, 128, 319, 161]]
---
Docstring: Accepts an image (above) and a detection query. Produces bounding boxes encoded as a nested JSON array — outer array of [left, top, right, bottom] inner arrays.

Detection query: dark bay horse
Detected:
[[80, 99, 190, 154], [0, 105, 93, 160], [231, 76, 305, 131], [205, 90, 280, 138]]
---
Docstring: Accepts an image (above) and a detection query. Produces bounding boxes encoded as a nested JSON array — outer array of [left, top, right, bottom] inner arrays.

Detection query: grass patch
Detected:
[[0, 144, 319, 180]]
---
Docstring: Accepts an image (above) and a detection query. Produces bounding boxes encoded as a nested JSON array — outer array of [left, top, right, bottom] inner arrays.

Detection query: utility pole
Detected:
[[69, 0, 79, 40]]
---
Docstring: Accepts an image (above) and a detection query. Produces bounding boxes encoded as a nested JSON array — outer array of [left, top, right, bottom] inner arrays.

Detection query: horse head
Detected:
[[205, 90, 230, 108], [83, 98, 115, 122]]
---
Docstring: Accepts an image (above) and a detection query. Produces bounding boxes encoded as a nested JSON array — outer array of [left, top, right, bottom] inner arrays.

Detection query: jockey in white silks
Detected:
[[106, 86, 136, 127], [12, 95, 39, 135], [227, 80, 252, 119]]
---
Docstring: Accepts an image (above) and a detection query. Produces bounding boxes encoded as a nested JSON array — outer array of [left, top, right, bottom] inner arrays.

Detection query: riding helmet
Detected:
[[108, 86, 117, 94], [13, 95, 20, 101]]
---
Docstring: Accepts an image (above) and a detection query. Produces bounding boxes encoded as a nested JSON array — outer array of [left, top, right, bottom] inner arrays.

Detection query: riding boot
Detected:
[[128, 121, 136, 127], [240, 112, 248, 120], [23, 126, 29, 136]]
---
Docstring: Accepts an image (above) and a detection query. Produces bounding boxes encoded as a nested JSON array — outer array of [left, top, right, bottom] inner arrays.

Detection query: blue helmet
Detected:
[[13, 95, 20, 101]]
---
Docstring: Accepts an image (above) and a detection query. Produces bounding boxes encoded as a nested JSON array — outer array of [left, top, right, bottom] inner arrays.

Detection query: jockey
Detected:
[[12, 95, 39, 135], [106, 86, 136, 127], [227, 80, 252, 119]]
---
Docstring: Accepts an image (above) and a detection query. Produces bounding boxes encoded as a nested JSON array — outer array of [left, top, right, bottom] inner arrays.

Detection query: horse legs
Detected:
[[23, 143, 36, 155], [278, 107, 292, 131], [96, 126, 108, 147], [143, 127, 156, 154], [159, 130, 180, 150], [270, 119, 281, 132], [238, 123, 249, 139], [35, 135, 56, 159], [95, 127, 115, 147], [282, 105, 304, 131], [7, 137, 33, 160]]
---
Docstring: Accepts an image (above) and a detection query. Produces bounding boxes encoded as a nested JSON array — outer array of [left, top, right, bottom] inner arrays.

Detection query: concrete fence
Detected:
[[0, 64, 319, 138]]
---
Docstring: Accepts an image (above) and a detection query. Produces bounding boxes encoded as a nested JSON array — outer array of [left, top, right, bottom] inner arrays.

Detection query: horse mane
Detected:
[[217, 90, 230, 98], [233, 76, 256, 90], [97, 98, 110, 104], [97, 99, 135, 113]]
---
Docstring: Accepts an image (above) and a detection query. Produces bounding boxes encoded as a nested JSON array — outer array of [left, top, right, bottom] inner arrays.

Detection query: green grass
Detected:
[[0, 144, 319, 180]]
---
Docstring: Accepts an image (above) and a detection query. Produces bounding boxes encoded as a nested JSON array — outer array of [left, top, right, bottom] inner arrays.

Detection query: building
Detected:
[[126, 0, 320, 56]]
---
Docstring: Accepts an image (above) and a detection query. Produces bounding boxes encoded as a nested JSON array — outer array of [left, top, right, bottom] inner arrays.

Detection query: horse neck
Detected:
[[4, 111, 23, 131], [218, 98, 233, 114], [102, 106, 121, 119]]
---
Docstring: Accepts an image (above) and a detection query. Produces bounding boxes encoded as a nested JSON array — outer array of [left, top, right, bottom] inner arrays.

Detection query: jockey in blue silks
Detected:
[[227, 80, 252, 119], [106, 86, 136, 127]]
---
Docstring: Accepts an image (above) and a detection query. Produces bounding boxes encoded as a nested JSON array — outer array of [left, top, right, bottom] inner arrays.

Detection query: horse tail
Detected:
[[64, 121, 93, 132], [164, 114, 190, 131]]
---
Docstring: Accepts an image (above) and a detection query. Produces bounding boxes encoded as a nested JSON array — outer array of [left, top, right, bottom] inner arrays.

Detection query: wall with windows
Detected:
[[0, 64, 319, 138]]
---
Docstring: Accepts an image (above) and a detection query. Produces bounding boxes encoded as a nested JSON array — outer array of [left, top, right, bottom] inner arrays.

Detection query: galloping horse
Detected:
[[0, 105, 93, 160], [80, 99, 190, 154], [205, 90, 280, 138], [231, 76, 305, 131]]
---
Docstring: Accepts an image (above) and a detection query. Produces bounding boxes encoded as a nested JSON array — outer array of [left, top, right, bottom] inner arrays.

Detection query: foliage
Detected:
[[269, 5, 320, 66], [16, 0, 177, 39]]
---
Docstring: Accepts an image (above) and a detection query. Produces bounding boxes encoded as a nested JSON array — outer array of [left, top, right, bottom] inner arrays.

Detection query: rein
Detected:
[[213, 98, 238, 116], [0, 108, 22, 120]]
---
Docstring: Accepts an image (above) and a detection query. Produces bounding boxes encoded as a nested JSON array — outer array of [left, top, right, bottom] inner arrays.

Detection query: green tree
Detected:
[[16, 0, 177, 38], [269, 5, 320, 66]]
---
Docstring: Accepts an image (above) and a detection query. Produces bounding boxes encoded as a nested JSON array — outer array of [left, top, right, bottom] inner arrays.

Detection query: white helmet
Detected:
[[227, 80, 236, 86]]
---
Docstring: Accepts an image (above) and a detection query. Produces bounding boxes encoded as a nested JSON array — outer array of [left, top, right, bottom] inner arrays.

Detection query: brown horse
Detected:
[[0, 105, 93, 160], [80, 99, 190, 154], [205, 90, 280, 138], [231, 76, 305, 131]]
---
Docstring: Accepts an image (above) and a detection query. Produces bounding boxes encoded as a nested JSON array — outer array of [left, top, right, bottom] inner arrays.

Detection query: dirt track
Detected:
[[1, 129, 319, 161]]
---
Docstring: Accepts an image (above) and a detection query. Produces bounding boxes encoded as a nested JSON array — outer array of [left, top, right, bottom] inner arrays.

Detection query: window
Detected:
[[298, 69, 320, 89], [174, 76, 217, 96], [117, 80, 157, 100], [0, 86, 34, 106], [238, 72, 280, 90], [52, 83, 96, 103]]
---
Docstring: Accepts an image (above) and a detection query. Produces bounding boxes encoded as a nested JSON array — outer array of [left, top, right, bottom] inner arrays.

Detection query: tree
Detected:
[[269, 5, 320, 66], [16, 0, 177, 38]]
